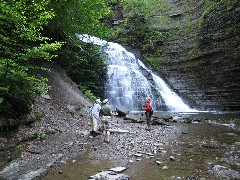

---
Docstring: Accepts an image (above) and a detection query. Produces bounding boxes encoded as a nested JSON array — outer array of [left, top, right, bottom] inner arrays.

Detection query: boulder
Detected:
[[124, 114, 145, 123], [116, 106, 129, 117]]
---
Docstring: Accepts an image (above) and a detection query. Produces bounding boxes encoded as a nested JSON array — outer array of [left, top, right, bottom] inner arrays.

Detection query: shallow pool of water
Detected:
[[42, 112, 240, 180]]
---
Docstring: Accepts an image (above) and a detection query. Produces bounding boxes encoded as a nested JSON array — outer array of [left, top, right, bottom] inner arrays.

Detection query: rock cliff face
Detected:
[[157, 0, 240, 111]]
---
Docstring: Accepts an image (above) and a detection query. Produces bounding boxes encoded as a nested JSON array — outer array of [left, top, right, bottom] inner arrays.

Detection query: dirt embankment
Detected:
[[0, 62, 94, 179]]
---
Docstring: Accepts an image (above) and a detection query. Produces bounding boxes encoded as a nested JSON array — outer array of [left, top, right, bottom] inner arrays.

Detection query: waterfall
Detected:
[[77, 34, 197, 112]]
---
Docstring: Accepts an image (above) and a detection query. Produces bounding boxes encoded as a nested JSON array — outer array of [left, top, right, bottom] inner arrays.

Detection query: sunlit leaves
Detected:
[[46, 0, 113, 99], [0, 0, 62, 118], [22, 41, 64, 61]]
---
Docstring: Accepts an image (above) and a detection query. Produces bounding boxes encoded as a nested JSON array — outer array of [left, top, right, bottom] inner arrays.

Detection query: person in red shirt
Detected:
[[142, 97, 153, 131]]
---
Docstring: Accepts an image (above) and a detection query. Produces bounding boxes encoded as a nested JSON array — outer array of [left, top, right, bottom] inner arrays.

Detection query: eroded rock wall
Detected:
[[158, 0, 240, 111]]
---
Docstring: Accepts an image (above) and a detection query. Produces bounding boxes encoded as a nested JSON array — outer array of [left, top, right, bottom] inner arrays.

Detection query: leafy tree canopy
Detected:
[[46, 0, 114, 100], [48, 0, 114, 39], [0, 0, 63, 118]]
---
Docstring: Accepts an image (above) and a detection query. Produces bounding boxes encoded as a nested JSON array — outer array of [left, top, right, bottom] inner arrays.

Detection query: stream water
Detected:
[[42, 112, 240, 180]]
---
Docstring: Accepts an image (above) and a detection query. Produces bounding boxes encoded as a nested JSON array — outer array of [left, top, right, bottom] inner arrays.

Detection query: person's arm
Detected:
[[143, 103, 151, 111], [107, 106, 118, 116]]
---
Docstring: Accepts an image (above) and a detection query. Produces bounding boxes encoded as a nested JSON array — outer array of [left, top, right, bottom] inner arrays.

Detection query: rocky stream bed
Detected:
[[0, 63, 239, 180], [1, 110, 239, 180]]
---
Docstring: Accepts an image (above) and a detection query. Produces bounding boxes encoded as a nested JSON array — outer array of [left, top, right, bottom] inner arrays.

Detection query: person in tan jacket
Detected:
[[100, 99, 117, 143]]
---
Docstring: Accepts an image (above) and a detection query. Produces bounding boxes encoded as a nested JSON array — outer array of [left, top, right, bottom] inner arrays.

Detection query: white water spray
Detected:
[[77, 34, 197, 112]]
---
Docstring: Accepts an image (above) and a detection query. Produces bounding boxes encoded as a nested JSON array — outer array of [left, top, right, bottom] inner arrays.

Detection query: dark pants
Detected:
[[145, 111, 152, 126]]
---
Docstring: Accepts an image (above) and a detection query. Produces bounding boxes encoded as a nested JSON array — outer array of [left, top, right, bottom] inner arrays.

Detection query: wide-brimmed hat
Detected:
[[103, 99, 109, 104], [95, 99, 102, 104]]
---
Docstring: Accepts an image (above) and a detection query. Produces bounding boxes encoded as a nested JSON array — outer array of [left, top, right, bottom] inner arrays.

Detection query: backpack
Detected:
[[87, 104, 94, 115], [150, 107, 154, 116]]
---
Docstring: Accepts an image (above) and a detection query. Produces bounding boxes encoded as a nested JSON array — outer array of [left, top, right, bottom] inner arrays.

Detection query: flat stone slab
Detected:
[[89, 168, 129, 179], [109, 166, 127, 172], [109, 129, 130, 133]]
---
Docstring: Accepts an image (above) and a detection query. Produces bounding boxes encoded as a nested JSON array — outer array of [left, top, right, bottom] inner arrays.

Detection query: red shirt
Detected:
[[143, 102, 151, 111]]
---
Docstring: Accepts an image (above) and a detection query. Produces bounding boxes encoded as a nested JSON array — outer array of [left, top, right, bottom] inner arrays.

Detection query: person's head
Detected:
[[146, 97, 151, 102], [95, 99, 101, 104], [103, 99, 109, 104]]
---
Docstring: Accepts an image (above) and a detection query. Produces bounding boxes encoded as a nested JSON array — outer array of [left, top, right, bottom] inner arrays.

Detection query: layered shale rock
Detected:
[[158, 0, 240, 111]]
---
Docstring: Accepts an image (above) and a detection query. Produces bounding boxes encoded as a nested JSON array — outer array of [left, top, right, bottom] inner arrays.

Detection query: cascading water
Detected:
[[77, 34, 196, 112]]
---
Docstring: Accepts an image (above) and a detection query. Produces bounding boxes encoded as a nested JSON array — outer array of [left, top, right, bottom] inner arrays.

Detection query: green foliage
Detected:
[[145, 56, 168, 70], [48, 0, 112, 39], [46, 0, 113, 99], [69, 110, 76, 117], [34, 107, 43, 123], [115, 12, 169, 55], [201, 0, 240, 23], [34, 132, 46, 139], [121, 0, 171, 19], [121, 0, 151, 16], [0, 0, 62, 118], [109, 26, 122, 40], [80, 85, 100, 101], [58, 41, 107, 99], [110, 0, 171, 54], [141, 29, 170, 54], [188, 49, 201, 59]]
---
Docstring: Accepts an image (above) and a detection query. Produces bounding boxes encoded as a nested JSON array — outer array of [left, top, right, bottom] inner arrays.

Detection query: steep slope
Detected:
[[37, 61, 92, 113], [0, 62, 93, 175]]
